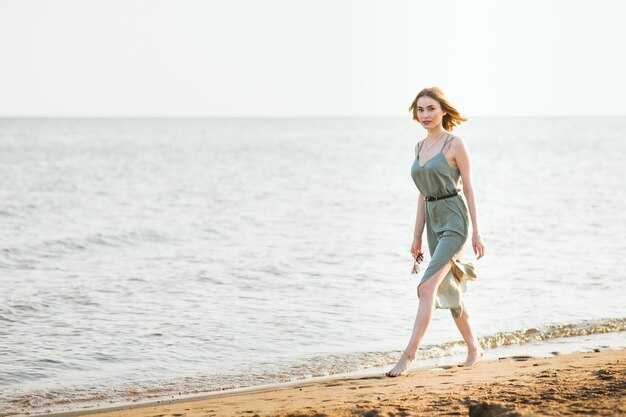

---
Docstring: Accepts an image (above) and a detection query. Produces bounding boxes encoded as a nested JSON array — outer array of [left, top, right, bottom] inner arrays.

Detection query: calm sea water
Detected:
[[1, 117, 625, 416]]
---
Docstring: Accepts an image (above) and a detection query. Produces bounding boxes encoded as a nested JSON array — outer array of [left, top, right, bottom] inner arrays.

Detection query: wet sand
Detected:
[[65, 348, 625, 417]]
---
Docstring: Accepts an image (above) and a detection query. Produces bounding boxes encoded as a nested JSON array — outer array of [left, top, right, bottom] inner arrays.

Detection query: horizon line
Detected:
[[1, 114, 625, 119]]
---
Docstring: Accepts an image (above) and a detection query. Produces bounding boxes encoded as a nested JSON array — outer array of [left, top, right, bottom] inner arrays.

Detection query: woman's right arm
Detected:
[[412, 195, 426, 257]]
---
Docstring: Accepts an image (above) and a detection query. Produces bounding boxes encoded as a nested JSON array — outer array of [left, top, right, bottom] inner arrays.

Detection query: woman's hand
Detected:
[[472, 232, 485, 259], [411, 238, 422, 259]]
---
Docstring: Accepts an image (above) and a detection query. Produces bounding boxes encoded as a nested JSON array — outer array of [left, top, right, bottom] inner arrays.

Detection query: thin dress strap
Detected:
[[416, 140, 424, 158], [441, 134, 455, 154]]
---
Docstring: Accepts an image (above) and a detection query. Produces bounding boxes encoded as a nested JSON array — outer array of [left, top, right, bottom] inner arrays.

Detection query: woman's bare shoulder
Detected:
[[448, 134, 464, 143], [448, 134, 468, 150]]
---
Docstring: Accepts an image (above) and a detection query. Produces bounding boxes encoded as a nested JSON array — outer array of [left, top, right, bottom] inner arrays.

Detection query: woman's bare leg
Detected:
[[452, 298, 484, 367], [385, 262, 453, 377]]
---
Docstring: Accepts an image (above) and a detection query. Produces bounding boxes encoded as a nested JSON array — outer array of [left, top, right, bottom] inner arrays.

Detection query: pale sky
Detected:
[[0, 0, 624, 117]]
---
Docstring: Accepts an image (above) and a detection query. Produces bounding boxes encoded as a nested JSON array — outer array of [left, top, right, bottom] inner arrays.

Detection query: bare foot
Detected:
[[385, 353, 415, 377], [461, 347, 484, 368]]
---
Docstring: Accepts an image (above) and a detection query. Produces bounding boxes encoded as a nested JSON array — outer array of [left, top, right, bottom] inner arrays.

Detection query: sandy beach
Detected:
[[55, 347, 626, 417]]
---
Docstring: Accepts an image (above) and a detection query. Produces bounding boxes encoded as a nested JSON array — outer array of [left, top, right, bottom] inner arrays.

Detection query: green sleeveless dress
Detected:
[[410, 134, 477, 318]]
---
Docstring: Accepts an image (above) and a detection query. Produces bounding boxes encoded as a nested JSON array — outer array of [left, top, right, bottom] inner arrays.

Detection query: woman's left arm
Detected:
[[452, 138, 485, 259]]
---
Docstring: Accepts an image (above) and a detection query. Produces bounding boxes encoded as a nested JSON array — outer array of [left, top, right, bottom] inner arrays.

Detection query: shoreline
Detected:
[[27, 347, 626, 417]]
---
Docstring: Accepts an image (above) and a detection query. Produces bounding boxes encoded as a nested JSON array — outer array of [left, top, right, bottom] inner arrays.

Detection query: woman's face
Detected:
[[416, 96, 447, 129]]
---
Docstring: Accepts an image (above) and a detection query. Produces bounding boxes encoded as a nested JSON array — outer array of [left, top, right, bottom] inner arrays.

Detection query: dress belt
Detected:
[[424, 190, 460, 202]]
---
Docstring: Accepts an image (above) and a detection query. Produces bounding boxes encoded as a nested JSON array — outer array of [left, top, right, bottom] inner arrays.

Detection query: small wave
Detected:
[[0, 229, 171, 267], [477, 317, 626, 349], [0, 314, 17, 323]]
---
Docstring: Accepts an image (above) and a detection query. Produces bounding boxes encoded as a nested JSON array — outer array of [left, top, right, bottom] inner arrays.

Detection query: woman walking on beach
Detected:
[[386, 87, 486, 377]]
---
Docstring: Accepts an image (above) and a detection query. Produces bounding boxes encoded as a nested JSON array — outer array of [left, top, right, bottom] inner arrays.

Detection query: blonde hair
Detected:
[[408, 87, 468, 131]]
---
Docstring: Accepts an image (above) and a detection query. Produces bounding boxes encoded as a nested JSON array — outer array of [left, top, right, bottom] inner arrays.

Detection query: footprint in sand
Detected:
[[511, 355, 534, 361], [357, 376, 384, 380]]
